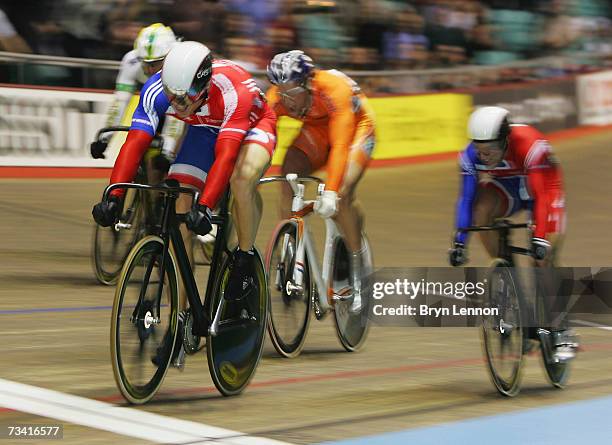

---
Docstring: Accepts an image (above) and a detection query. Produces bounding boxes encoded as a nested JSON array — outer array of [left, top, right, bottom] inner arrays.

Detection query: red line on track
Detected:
[[2, 342, 611, 412]]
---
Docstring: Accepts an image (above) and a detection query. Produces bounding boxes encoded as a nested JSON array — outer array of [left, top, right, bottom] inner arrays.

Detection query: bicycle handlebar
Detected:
[[102, 182, 199, 203], [95, 126, 164, 149], [459, 220, 530, 233], [258, 175, 323, 186]]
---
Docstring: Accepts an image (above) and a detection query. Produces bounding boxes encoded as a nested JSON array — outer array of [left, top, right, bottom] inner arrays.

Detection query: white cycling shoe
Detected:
[[196, 224, 217, 244]]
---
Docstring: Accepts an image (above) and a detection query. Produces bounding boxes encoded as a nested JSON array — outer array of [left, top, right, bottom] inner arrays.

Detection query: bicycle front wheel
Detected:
[[93, 188, 143, 285], [110, 236, 179, 404], [265, 220, 312, 358], [207, 249, 268, 396], [482, 259, 525, 397], [333, 234, 372, 352]]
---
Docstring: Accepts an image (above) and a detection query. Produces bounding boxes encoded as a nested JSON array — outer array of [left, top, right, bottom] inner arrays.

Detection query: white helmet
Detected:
[[468, 106, 511, 141], [162, 41, 213, 103], [134, 23, 176, 62]]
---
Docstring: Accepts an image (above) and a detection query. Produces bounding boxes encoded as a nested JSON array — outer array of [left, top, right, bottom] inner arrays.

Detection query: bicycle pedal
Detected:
[[332, 286, 353, 302]]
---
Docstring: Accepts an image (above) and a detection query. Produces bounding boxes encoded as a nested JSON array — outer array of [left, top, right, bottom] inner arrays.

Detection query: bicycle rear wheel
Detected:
[[333, 234, 372, 352], [93, 188, 143, 285], [482, 259, 524, 397], [110, 236, 179, 404], [536, 282, 572, 388], [266, 220, 312, 358], [207, 249, 268, 396]]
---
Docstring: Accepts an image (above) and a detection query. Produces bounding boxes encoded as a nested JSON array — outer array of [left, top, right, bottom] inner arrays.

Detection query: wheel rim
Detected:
[[208, 251, 268, 395], [333, 235, 372, 352], [482, 263, 524, 396], [111, 237, 178, 404], [266, 222, 311, 357], [94, 190, 143, 284]]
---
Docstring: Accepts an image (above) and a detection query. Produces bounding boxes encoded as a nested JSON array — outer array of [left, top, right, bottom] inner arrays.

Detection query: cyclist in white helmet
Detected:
[[91, 23, 184, 184]]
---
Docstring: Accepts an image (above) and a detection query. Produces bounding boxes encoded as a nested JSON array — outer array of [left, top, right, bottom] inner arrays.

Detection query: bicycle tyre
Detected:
[[110, 235, 179, 404], [265, 220, 312, 358], [92, 188, 144, 285], [207, 248, 268, 396], [481, 258, 525, 397], [536, 282, 572, 388], [332, 233, 372, 352]]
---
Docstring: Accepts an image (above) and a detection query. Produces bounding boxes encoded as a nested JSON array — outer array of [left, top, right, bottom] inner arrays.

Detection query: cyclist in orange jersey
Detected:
[[266, 50, 376, 311]]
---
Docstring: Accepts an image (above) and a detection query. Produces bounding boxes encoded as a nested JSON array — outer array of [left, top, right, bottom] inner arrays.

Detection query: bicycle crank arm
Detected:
[[209, 298, 225, 337]]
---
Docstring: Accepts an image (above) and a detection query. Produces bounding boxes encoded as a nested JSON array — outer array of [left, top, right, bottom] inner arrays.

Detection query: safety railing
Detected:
[[0, 50, 608, 94]]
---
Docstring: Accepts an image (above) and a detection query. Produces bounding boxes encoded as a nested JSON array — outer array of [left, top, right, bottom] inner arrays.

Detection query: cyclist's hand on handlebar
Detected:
[[449, 242, 467, 266], [91, 133, 111, 159], [92, 196, 120, 227], [532, 237, 550, 261], [186, 204, 212, 235], [314, 190, 338, 218], [90, 140, 108, 159]]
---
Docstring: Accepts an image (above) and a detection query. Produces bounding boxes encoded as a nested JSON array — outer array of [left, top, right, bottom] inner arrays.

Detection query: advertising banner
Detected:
[[472, 78, 578, 133], [0, 86, 118, 167], [272, 93, 472, 165], [577, 70, 612, 125]]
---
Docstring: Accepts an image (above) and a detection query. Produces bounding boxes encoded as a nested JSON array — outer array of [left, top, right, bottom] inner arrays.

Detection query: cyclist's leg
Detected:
[[230, 125, 276, 252], [280, 148, 314, 218], [145, 148, 165, 185], [225, 125, 275, 301], [167, 126, 216, 305], [334, 123, 375, 253], [280, 124, 329, 218], [473, 178, 519, 257]]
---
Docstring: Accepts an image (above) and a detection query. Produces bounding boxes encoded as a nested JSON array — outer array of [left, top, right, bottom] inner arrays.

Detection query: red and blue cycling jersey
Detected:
[[109, 59, 276, 208], [455, 124, 565, 244]]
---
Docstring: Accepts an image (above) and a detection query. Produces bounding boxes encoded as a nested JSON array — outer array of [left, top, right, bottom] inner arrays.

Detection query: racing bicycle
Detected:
[[461, 220, 574, 396], [263, 174, 373, 357], [105, 180, 268, 404]]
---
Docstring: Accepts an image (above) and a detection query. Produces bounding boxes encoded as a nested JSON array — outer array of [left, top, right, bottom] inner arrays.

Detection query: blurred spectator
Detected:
[[0, 8, 31, 53], [160, 0, 226, 53], [383, 7, 429, 69], [0, 0, 610, 92]]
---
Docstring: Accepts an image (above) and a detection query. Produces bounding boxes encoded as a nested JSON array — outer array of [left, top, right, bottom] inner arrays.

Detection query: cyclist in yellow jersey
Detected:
[[91, 23, 184, 184]]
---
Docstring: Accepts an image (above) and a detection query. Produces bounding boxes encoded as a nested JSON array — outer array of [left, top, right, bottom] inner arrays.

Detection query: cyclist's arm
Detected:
[[159, 115, 185, 158], [105, 52, 140, 128], [455, 150, 478, 244], [525, 142, 559, 240], [325, 85, 356, 192], [108, 76, 170, 197]]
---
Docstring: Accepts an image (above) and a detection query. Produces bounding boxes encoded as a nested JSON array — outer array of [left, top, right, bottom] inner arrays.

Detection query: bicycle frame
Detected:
[[104, 182, 231, 336], [260, 174, 342, 313]]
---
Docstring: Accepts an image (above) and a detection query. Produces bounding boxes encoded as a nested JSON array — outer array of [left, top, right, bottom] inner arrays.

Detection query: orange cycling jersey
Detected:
[[267, 69, 375, 192]]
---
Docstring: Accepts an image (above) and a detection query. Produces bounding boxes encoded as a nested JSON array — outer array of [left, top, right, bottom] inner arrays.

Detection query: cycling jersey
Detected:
[[105, 49, 182, 155], [455, 124, 565, 244], [266, 69, 376, 192], [109, 59, 276, 208]]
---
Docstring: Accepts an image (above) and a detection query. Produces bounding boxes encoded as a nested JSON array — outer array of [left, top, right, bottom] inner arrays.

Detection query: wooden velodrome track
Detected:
[[0, 130, 611, 444]]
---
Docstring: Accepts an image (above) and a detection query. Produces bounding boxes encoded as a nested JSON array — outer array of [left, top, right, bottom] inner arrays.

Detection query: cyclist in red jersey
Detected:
[[93, 41, 276, 312], [449, 106, 578, 362]]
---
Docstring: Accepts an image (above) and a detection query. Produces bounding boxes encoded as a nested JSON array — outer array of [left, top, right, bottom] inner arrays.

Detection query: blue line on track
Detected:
[[320, 395, 612, 445], [0, 306, 113, 315]]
